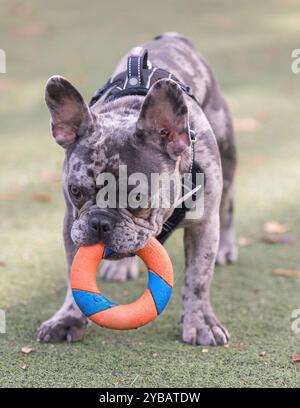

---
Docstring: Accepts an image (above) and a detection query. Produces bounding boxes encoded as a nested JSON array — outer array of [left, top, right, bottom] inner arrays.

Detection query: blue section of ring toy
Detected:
[[104, 247, 114, 257], [147, 270, 172, 315], [72, 289, 117, 317]]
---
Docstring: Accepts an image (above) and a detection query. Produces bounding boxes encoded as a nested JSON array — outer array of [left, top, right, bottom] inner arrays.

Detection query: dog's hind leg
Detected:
[[203, 93, 238, 265], [216, 112, 238, 265], [217, 177, 237, 265]]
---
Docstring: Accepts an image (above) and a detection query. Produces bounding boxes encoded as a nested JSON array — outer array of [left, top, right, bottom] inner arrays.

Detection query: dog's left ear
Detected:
[[136, 79, 190, 159]]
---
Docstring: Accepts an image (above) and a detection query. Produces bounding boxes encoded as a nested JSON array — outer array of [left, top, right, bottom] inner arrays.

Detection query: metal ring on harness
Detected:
[[70, 237, 174, 330]]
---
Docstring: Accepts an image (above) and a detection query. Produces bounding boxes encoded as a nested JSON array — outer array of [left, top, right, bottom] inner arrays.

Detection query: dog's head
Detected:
[[45, 76, 191, 255]]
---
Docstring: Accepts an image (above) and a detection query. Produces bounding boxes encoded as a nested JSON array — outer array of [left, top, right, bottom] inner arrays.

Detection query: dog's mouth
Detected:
[[71, 207, 157, 255], [77, 235, 144, 255], [73, 226, 151, 257], [101, 234, 150, 258], [103, 251, 135, 260]]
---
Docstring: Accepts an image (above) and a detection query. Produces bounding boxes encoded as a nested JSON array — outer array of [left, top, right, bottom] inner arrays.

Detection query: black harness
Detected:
[[89, 48, 204, 244]]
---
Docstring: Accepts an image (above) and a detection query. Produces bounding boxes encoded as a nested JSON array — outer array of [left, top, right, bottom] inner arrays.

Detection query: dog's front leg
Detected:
[[37, 208, 89, 343], [182, 215, 229, 346]]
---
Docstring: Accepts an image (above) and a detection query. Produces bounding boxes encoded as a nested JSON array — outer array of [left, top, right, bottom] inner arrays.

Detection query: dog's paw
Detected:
[[37, 311, 88, 343], [100, 257, 139, 282], [216, 228, 238, 266], [181, 304, 229, 346]]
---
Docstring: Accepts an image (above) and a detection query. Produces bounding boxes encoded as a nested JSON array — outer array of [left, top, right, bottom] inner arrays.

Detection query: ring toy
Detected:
[[70, 237, 174, 330]]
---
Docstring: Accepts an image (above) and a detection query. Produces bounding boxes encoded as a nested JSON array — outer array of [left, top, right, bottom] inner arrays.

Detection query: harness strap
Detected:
[[90, 48, 202, 109], [125, 48, 148, 87], [156, 131, 204, 244]]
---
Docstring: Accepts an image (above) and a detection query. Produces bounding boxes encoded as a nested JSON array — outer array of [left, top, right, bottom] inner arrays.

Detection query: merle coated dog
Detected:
[[38, 33, 237, 346]]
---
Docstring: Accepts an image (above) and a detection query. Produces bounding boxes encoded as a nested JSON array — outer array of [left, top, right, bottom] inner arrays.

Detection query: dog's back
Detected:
[[112, 32, 235, 160]]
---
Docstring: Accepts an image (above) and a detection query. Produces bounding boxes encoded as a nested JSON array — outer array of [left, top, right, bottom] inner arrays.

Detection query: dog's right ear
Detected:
[[45, 76, 94, 148]]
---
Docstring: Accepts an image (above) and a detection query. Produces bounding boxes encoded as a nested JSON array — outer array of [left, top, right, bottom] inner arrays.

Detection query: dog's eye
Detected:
[[69, 185, 82, 199]]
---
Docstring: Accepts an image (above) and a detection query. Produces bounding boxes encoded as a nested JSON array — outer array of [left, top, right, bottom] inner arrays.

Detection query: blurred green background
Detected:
[[0, 0, 300, 387]]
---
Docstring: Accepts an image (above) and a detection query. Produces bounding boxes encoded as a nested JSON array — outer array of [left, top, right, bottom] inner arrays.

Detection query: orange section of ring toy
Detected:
[[89, 288, 157, 330], [137, 237, 174, 287], [71, 243, 104, 294]]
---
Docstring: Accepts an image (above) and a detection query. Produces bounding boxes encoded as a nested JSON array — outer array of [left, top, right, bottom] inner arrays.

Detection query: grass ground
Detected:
[[0, 0, 300, 388]]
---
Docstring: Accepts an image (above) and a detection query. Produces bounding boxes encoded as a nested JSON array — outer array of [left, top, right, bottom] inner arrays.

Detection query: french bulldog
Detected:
[[38, 32, 237, 345]]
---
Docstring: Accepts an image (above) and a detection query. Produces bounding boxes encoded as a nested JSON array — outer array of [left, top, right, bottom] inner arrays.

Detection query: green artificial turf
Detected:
[[0, 0, 300, 388]]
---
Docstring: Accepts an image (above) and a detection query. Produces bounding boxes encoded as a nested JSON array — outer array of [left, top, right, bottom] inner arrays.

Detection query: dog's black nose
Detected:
[[89, 216, 112, 237]]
